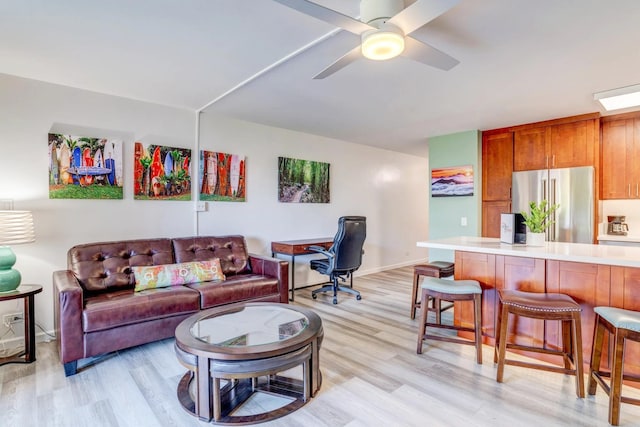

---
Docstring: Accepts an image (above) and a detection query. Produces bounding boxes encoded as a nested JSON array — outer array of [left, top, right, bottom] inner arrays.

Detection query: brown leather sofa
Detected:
[[53, 235, 288, 376]]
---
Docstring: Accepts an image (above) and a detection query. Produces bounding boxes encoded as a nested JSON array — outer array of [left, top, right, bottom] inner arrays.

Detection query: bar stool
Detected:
[[410, 261, 454, 319], [494, 289, 585, 398], [416, 277, 483, 364], [588, 306, 640, 426]]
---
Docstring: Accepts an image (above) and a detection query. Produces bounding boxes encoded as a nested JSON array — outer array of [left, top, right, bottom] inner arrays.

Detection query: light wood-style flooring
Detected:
[[2, 266, 640, 426]]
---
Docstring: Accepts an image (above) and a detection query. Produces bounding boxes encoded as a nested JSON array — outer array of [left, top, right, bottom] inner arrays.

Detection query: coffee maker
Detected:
[[607, 215, 629, 236]]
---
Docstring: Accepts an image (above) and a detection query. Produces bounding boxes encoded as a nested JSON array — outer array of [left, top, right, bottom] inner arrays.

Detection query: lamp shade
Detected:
[[0, 210, 36, 245], [0, 210, 35, 292]]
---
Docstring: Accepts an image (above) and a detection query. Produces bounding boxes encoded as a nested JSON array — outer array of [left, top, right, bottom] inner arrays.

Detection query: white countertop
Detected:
[[417, 236, 640, 268], [597, 234, 640, 243]]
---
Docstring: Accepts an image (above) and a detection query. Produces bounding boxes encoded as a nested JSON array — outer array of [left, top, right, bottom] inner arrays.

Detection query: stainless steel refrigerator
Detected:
[[512, 166, 594, 243]]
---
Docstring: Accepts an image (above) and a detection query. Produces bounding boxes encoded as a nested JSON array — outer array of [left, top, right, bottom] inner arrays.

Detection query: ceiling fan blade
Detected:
[[273, 0, 373, 35], [402, 36, 459, 71], [313, 46, 362, 79], [388, 0, 460, 35]]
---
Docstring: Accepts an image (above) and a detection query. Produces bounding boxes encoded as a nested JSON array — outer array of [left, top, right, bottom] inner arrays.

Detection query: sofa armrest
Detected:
[[53, 270, 85, 366], [249, 254, 289, 304]]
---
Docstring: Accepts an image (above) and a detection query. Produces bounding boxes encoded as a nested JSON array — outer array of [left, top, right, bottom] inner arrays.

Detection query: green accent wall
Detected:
[[428, 130, 481, 262]]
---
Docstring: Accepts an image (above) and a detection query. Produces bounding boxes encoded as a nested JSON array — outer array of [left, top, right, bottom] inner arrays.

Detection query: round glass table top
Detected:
[[190, 305, 310, 348]]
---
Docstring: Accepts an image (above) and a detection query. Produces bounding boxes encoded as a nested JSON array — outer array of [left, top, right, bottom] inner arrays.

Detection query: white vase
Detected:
[[526, 232, 546, 246]]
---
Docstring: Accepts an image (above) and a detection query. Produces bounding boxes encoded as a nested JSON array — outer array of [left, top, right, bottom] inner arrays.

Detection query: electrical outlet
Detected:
[[3, 312, 23, 326]]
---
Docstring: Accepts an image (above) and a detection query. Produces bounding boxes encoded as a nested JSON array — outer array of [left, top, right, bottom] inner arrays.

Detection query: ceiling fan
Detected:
[[272, 0, 460, 79]]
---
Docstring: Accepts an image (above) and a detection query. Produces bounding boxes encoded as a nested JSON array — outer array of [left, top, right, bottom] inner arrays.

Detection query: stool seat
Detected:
[[410, 261, 454, 320], [421, 277, 481, 295], [500, 290, 581, 313], [495, 289, 584, 398], [594, 306, 640, 332], [414, 261, 455, 277]]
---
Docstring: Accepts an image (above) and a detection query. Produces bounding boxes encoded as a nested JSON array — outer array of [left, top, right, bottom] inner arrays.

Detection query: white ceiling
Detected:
[[2, 0, 640, 157]]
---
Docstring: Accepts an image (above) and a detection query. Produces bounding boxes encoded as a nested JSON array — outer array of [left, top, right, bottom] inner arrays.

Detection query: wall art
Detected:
[[278, 156, 330, 203], [199, 151, 246, 202], [134, 141, 191, 200], [431, 165, 474, 197], [48, 134, 123, 199]]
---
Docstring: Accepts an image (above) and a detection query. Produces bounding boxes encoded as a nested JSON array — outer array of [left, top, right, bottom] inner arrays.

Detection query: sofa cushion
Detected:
[[82, 286, 200, 333], [132, 259, 225, 291], [67, 238, 175, 292], [172, 236, 251, 276], [188, 274, 279, 309]]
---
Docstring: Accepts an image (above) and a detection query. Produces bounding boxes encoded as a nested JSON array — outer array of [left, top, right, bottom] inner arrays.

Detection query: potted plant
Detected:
[[521, 200, 559, 246]]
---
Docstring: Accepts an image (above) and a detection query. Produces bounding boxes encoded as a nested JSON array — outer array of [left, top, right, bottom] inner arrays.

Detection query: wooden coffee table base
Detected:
[[175, 339, 322, 424]]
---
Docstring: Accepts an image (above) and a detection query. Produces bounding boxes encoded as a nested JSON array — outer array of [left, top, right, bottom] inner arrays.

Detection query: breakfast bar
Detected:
[[416, 236, 640, 374]]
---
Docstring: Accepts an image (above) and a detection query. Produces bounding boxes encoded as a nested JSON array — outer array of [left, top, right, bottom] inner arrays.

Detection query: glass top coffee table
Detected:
[[174, 302, 323, 424]]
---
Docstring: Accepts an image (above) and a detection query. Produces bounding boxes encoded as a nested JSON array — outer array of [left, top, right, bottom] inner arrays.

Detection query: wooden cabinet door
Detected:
[[601, 119, 634, 199], [454, 251, 496, 339], [547, 260, 610, 365], [482, 131, 513, 201], [496, 256, 546, 347], [549, 119, 596, 169], [513, 127, 549, 171], [482, 200, 511, 238]]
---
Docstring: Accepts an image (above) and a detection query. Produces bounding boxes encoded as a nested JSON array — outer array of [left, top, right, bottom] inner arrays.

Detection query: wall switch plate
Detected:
[[461, 217, 468, 226], [195, 201, 207, 212]]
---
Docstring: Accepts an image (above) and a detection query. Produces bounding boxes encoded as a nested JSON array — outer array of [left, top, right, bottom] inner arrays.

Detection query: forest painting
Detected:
[[133, 142, 191, 200], [48, 133, 123, 199], [199, 151, 246, 202], [278, 157, 330, 203]]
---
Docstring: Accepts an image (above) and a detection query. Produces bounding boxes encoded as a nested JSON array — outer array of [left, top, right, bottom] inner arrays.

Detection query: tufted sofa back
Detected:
[[67, 238, 175, 293], [67, 236, 253, 293], [172, 235, 251, 276]]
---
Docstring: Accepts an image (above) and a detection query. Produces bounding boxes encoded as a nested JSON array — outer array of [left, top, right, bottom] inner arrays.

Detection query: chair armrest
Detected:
[[307, 245, 334, 258], [53, 270, 85, 364], [249, 254, 289, 304]]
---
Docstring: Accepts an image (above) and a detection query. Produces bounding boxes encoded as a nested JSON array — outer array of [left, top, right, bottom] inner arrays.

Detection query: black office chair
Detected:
[[310, 216, 366, 305]]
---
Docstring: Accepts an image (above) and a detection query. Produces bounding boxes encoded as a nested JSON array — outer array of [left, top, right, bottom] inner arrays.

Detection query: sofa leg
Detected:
[[64, 361, 78, 376]]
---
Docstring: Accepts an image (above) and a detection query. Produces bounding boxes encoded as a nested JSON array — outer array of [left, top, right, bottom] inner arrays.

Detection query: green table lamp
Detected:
[[0, 210, 35, 292]]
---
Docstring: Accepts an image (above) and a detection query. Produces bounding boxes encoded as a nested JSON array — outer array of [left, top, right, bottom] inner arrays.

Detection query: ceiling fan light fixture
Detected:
[[594, 83, 640, 111], [361, 24, 405, 61]]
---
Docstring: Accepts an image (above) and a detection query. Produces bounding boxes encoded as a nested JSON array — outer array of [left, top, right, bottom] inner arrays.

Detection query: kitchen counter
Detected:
[[417, 236, 640, 268], [597, 234, 640, 244], [417, 235, 640, 376]]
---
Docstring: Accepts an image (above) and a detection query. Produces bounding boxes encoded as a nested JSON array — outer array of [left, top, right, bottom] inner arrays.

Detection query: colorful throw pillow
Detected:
[[133, 259, 225, 292]]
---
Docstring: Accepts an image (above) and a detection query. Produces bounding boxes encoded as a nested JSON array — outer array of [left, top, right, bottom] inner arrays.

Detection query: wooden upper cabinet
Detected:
[[513, 116, 598, 171], [513, 127, 549, 171], [482, 200, 511, 238], [601, 115, 640, 199], [482, 131, 513, 201]]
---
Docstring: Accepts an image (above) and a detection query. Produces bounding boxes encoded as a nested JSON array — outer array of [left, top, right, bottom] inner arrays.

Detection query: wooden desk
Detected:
[[271, 238, 333, 301], [0, 284, 42, 366]]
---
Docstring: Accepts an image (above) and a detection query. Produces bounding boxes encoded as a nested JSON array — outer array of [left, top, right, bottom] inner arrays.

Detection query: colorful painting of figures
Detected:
[[134, 142, 191, 200], [48, 134, 123, 199], [199, 151, 246, 202], [278, 157, 330, 203], [431, 165, 474, 197]]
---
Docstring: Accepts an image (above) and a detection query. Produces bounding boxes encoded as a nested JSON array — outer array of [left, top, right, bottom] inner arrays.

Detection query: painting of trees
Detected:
[[278, 157, 330, 203], [199, 151, 246, 202]]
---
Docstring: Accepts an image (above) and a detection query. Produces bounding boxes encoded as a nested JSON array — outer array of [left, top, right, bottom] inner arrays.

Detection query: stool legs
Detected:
[[417, 288, 482, 364], [411, 269, 420, 319]]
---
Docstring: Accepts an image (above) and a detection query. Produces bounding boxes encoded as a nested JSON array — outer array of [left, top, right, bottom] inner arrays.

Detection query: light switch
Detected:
[[461, 217, 468, 226]]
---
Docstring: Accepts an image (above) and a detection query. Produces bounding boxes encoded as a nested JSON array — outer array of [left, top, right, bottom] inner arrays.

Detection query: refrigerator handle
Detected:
[[550, 178, 557, 241]]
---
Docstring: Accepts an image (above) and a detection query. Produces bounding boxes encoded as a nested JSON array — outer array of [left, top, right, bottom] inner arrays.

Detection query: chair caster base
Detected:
[[333, 298, 337, 305], [356, 295, 362, 300], [312, 294, 317, 299]]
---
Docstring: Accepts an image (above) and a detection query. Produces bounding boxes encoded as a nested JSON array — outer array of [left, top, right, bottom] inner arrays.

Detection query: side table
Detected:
[[0, 284, 42, 365]]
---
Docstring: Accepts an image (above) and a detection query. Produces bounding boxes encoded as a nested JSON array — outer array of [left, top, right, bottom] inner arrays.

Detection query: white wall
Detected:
[[0, 73, 429, 344]]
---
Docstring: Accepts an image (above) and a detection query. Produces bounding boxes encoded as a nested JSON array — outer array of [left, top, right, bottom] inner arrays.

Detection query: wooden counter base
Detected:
[[451, 250, 640, 377]]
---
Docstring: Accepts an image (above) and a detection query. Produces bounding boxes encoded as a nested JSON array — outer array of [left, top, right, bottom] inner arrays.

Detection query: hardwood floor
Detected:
[[2, 266, 640, 426]]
